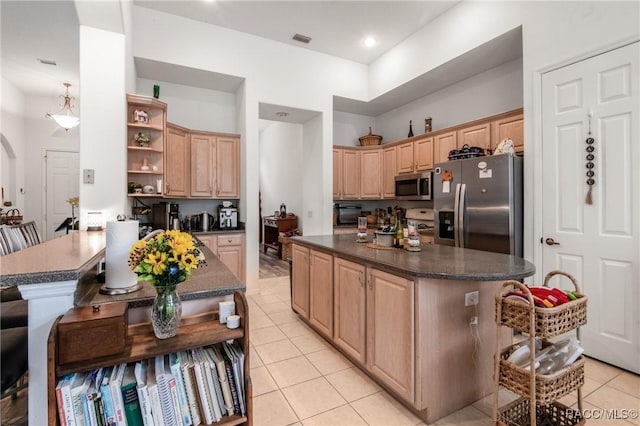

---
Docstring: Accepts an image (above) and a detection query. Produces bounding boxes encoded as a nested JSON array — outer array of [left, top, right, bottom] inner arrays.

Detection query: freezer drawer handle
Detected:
[[544, 237, 560, 246]]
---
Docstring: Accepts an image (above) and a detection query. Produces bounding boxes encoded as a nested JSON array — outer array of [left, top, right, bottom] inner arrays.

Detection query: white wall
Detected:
[[136, 77, 237, 133], [79, 26, 127, 226], [333, 111, 376, 147], [0, 78, 25, 213], [375, 58, 523, 143], [259, 121, 303, 222]]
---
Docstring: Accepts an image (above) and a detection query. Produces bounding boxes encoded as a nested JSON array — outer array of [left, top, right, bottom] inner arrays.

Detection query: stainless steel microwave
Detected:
[[394, 172, 432, 200]]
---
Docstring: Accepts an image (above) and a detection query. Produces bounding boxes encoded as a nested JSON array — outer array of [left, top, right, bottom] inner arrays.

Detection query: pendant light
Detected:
[[46, 83, 80, 131]]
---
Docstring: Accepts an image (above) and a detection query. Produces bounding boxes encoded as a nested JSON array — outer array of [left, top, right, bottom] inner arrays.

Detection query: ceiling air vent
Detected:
[[292, 33, 312, 44], [37, 58, 57, 66]]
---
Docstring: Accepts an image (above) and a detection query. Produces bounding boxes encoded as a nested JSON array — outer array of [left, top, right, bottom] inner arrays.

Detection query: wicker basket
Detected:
[[498, 343, 585, 404], [358, 127, 383, 146], [496, 272, 587, 338], [498, 398, 584, 426]]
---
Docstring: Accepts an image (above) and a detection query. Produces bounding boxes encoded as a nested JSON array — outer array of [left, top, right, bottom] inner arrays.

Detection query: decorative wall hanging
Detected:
[[585, 113, 595, 205]]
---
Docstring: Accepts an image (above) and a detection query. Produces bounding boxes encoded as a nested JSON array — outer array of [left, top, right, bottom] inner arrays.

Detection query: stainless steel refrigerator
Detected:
[[433, 154, 523, 257]]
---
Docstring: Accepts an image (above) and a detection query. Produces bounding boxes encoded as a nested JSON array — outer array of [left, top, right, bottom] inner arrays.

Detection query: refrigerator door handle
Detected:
[[454, 183, 462, 247], [458, 184, 466, 248]]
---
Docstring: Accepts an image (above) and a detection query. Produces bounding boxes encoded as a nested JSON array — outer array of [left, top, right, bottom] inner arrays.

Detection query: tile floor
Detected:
[[248, 276, 640, 426]]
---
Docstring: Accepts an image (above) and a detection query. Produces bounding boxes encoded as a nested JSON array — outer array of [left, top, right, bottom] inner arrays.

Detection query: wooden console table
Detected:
[[263, 215, 298, 258]]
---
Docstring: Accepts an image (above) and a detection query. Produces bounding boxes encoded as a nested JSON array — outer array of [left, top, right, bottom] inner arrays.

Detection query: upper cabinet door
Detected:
[[216, 136, 240, 198], [414, 137, 433, 171], [342, 149, 360, 200], [333, 149, 343, 199], [165, 123, 190, 197], [190, 133, 215, 197], [382, 146, 397, 199], [360, 149, 382, 199], [457, 123, 491, 152], [433, 131, 457, 165], [396, 141, 415, 174], [491, 113, 524, 154]]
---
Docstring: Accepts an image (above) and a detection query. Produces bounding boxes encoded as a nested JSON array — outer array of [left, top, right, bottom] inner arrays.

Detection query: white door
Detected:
[[45, 150, 79, 240], [541, 42, 639, 373]]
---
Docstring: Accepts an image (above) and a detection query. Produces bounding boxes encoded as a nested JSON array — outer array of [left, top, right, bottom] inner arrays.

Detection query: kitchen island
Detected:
[[0, 231, 245, 425], [290, 234, 535, 424]]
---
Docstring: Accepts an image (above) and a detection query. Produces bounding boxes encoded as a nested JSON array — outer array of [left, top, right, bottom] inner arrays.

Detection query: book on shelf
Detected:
[[94, 367, 111, 426], [146, 359, 165, 426], [80, 369, 100, 426], [177, 351, 202, 426], [202, 347, 227, 418], [134, 361, 155, 426], [121, 364, 145, 426], [109, 364, 127, 426], [56, 373, 78, 426], [99, 366, 117, 426], [190, 348, 216, 424], [70, 371, 91, 426], [222, 341, 246, 416], [169, 352, 193, 426], [211, 345, 235, 416], [154, 355, 179, 426]]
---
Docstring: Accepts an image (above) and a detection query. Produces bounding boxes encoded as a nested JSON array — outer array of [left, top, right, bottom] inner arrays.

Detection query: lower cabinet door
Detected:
[[367, 268, 415, 403], [333, 258, 366, 363], [309, 250, 333, 338], [291, 244, 310, 319]]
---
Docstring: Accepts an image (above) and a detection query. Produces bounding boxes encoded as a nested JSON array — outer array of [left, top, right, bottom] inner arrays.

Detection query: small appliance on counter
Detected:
[[199, 211, 216, 231], [334, 203, 361, 225], [151, 202, 179, 230], [405, 208, 435, 232], [218, 202, 238, 229]]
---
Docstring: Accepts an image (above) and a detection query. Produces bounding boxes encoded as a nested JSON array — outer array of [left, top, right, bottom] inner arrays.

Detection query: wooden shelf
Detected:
[[127, 170, 163, 175], [127, 122, 164, 131], [127, 146, 164, 153], [128, 193, 161, 197]]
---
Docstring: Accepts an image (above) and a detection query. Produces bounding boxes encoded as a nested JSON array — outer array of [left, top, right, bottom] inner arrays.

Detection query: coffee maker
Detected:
[[152, 202, 180, 230], [218, 205, 238, 229]]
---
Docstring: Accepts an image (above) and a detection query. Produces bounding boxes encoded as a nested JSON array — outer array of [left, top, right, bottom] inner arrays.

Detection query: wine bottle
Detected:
[[408, 120, 414, 137], [395, 215, 404, 248]]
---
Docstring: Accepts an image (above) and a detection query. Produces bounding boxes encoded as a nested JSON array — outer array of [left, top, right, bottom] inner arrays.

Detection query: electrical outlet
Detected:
[[83, 169, 95, 184], [465, 291, 479, 306], [469, 316, 478, 325]]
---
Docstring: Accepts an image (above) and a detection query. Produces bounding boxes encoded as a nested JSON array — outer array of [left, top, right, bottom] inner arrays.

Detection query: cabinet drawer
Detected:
[[216, 234, 243, 247]]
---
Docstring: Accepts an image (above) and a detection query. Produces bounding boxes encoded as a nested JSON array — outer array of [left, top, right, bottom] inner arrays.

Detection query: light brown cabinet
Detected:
[[126, 95, 166, 197], [367, 268, 415, 402], [341, 149, 360, 199], [382, 146, 397, 199], [491, 112, 524, 154], [190, 132, 240, 199], [332, 149, 343, 199], [291, 244, 310, 318], [433, 131, 457, 165], [457, 122, 491, 152], [395, 136, 433, 175], [198, 233, 245, 281], [360, 149, 382, 199], [333, 258, 366, 363], [190, 132, 215, 197], [165, 122, 190, 197], [396, 141, 415, 174], [309, 250, 334, 338]]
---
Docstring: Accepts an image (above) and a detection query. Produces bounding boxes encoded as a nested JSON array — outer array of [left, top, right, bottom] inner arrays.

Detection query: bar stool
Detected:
[[1, 326, 28, 399]]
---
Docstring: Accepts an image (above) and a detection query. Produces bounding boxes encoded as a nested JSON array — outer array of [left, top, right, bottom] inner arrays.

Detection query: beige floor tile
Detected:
[[274, 291, 292, 303], [433, 404, 491, 425], [254, 339, 303, 364], [251, 366, 279, 396], [325, 367, 381, 402], [351, 392, 422, 426], [281, 377, 347, 420], [251, 325, 288, 345], [301, 404, 367, 426], [260, 301, 292, 314], [290, 333, 331, 354], [585, 385, 640, 425], [278, 321, 315, 338], [250, 313, 276, 330], [608, 372, 640, 398], [305, 348, 353, 375], [252, 390, 299, 426], [268, 310, 301, 325], [586, 357, 624, 384], [583, 376, 607, 397], [581, 401, 638, 425], [267, 356, 322, 388], [250, 346, 264, 369], [472, 388, 520, 417], [251, 293, 283, 306]]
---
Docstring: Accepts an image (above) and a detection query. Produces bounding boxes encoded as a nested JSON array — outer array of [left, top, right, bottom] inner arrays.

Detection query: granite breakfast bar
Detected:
[[0, 231, 245, 426], [290, 234, 535, 424]]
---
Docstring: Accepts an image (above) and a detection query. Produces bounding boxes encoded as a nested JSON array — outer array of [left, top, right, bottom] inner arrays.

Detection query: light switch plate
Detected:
[[83, 169, 95, 184]]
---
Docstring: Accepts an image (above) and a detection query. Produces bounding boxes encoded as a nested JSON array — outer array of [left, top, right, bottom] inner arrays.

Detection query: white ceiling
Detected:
[[1, 1, 522, 120]]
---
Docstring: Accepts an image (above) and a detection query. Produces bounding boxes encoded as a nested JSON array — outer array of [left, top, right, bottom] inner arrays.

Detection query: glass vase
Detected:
[[151, 284, 182, 339]]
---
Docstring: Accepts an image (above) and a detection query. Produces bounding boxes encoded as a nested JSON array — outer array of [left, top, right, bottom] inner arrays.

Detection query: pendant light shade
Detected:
[[46, 83, 80, 131]]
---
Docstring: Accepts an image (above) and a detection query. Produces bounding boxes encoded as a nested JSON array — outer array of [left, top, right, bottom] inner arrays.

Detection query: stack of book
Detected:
[[55, 341, 246, 426]]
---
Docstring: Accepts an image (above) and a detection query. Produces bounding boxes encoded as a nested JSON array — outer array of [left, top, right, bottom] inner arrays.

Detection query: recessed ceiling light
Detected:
[[275, 111, 289, 118], [363, 36, 377, 48]]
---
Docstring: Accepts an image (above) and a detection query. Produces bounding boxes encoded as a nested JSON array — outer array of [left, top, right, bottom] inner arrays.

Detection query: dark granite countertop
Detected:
[[292, 234, 535, 281], [75, 244, 244, 308], [191, 226, 245, 235]]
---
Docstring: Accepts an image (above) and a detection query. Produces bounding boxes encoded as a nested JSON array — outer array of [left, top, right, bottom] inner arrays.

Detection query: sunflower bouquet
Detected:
[[128, 229, 204, 288]]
